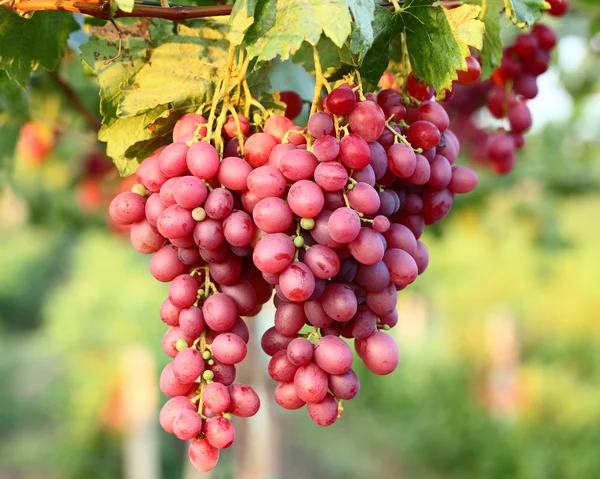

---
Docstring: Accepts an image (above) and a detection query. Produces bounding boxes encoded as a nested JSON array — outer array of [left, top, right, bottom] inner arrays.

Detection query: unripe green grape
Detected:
[[293, 236, 305, 248], [203, 370, 214, 381], [131, 183, 146, 197], [202, 350, 211, 360], [176, 339, 188, 351], [208, 359, 215, 366], [192, 207, 206, 221], [300, 217, 315, 230]]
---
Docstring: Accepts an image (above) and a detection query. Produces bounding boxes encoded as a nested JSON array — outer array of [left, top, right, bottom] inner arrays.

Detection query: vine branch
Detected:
[[12, 1, 233, 21], [47, 71, 101, 131]]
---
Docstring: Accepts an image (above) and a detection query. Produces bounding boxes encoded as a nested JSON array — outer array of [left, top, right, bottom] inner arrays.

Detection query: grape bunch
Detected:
[[108, 73, 478, 469], [442, 5, 567, 174]]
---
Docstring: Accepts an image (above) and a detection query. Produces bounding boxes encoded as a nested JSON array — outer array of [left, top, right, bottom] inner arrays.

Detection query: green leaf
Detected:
[[399, 0, 483, 93], [347, 0, 375, 53], [98, 106, 173, 175], [116, 0, 135, 13], [118, 24, 229, 117], [469, 0, 503, 78], [228, 0, 259, 45], [504, 0, 545, 25], [80, 34, 149, 119], [0, 10, 79, 88], [359, 6, 394, 89], [244, 0, 353, 62], [80, 19, 228, 175], [292, 37, 352, 80]]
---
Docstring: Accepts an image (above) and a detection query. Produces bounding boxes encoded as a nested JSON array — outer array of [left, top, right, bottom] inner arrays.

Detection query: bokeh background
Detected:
[[1, 3, 600, 478]]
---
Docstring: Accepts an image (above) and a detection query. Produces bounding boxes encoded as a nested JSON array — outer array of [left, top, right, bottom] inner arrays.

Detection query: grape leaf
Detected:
[[228, 0, 259, 45], [81, 19, 228, 175], [292, 37, 351, 80], [469, 0, 503, 78], [358, 6, 395, 89], [98, 106, 174, 176], [347, 0, 375, 53], [504, 0, 545, 25], [399, 0, 483, 93], [0, 9, 79, 88], [80, 34, 149, 119], [118, 24, 229, 117], [244, 0, 353, 62]]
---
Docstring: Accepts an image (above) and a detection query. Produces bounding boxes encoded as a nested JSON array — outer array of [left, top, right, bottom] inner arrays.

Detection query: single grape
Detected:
[[304, 244, 341, 280], [227, 384, 260, 417], [321, 283, 358, 322], [406, 73, 434, 101], [347, 182, 380, 215], [348, 101, 386, 143], [354, 261, 390, 293], [150, 245, 187, 282], [218, 279, 257, 316], [205, 416, 235, 449], [218, 157, 253, 191], [193, 218, 224, 250], [407, 120, 441, 150], [328, 207, 361, 244], [160, 362, 194, 397], [339, 133, 371, 169], [130, 220, 165, 254], [365, 283, 397, 316], [508, 101, 532, 134], [417, 101, 450, 131], [269, 350, 300, 382], [428, 154, 452, 190], [203, 293, 238, 332], [173, 113, 207, 143], [253, 233, 295, 273], [287, 180, 325, 218], [174, 348, 204, 384], [274, 382, 306, 410], [202, 382, 231, 413], [328, 369, 360, 400], [245, 132, 279, 168], [314, 336, 353, 375], [456, 56, 482, 84], [144, 193, 166, 227], [308, 112, 334, 138], [169, 274, 199, 308], [279, 262, 316, 302], [307, 393, 338, 427], [387, 143, 417, 178], [222, 114, 250, 139], [275, 303, 308, 336], [356, 331, 399, 375], [188, 437, 219, 472], [109, 192, 146, 225], [160, 142, 189, 178], [304, 300, 335, 328], [314, 161, 348, 192], [264, 115, 295, 143], [280, 90, 303, 119], [261, 326, 295, 356], [287, 337, 314, 366], [160, 396, 197, 434], [294, 362, 329, 404], [179, 306, 205, 337], [280, 149, 319, 181], [448, 166, 478, 194], [247, 165, 287, 198], [326, 86, 357, 115], [211, 333, 247, 365], [313, 135, 340, 162]]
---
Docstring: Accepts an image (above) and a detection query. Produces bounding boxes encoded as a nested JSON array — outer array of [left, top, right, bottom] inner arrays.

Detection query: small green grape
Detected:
[[293, 236, 305, 248], [131, 184, 147, 197], [192, 207, 206, 221], [202, 370, 214, 381], [300, 217, 315, 230], [175, 339, 188, 351]]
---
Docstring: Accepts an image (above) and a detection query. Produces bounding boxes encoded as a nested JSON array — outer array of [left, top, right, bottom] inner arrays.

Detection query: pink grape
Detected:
[[348, 227, 385, 266], [145, 193, 166, 227], [159, 142, 189, 178], [247, 165, 287, 198], [328, 207, 361, 244], [287, 337, 314, 366], [261, 327, 295, 356], [264, 115, 295, 142], [304, 300, 334, 328], [355, 261, 390, 292], [160, 396, 196, 434], [188, 438, 219, 472], [204, 188, 234, 219], [383, 248, 418, 287], [407, 120, 440, 150], [205, 416, 235, 449], [365, 283, 397, 316], [211, 333, 247, 365], [268, 350, 300, 382], [179, 306, 205, 337], [268, 143, 296, 169], [253, 197, 293, 233], [357, 331, 399, 375], [227, 384, 260, 417], [173, 409, 202, 440], [313, 135, 340, 162], [187, 142, 220, 179], [314, 336, 353, 375], [130, 220, 165, 254], [351, 307, 377, 339], [321, 283, 357, 322], [339, 133, 371, 169], [160, 299, 181, 327], [253, 233, 295, 273], [174, 348, 204, 384], [314, 161, 348, 192], [328, 369, 360, 400], [428, 155, 452, 190], [159, 177, 178, 207], [308, 112, 334, 137], [173, 114, 207, 142], [348, 101, 385, 142], [307, 393, 338, 427], [109, 192, 146, 225], [150, 245, 187, 282], [203, 293, 238, 332], [160, 362, 194, 397], [193, 219, 224, 250], [218, 157, 253, 191], [326, 86, 356, 115], [245, 132, 278, 168], [210, 361, 236, 386], [304, 244, 340, 279], [384, 224, 417, 255], [448, 166, 478, 194], [280, 149, 319, 181], [294, 362, 329, 404], [274, 303, 307, 336], [275, 382, 306, 410], [222, 114, 250, 138], [347, 182, 380, 215], [219, 279, 257, 316], [168, 274, 198, 308], [287, 180, 325, 218], [279, 262, 316, 302], [173, 176, 208, 209], [202, 382, 231, 413], [387, 143, 417, 178], [157, 205, 195, 240], [223, 211, 256, 246]]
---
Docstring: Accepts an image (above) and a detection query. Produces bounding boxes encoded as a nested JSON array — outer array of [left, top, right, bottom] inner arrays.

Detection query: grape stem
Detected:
[[384, 118, 414, 149]]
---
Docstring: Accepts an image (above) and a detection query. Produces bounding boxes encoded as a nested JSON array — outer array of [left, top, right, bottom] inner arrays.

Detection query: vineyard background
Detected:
[[1, 1, 600, 478]]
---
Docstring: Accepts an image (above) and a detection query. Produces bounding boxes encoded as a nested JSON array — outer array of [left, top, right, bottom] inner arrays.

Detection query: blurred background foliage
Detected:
[[1, 2, 600, 478]]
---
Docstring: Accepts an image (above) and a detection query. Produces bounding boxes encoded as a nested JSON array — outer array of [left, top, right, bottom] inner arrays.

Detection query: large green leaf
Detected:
[[398, 0, 483, 93], [228, 0, 259, 45], [244, 0, 353, 62], [504, 0, 545, 25], [470, 0, 504, 78], [118, 24, 228, 117], [347, 0, 376, 53], [80, 19, 228, 175], [0, 10, 79, 88], [358, 6, 395, 89]]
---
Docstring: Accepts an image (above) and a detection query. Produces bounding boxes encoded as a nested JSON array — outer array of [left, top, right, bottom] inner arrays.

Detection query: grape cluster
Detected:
[[108, 75, 478, 469], [442, 6, 567, 174]]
